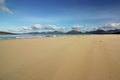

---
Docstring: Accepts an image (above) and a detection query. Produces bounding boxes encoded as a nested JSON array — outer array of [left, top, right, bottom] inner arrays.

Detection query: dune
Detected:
[[0, 35, 120, 80]]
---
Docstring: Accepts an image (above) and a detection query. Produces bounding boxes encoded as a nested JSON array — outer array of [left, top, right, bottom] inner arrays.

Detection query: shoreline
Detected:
[[0, 34, 119, 40]]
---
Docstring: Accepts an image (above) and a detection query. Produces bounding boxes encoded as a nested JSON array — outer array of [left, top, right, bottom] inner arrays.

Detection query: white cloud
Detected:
[[21, 26, 32, 31], [31, 24, 42, 30], [72, 24, 83, 31], [0, 0, 4, 4], [21, 24, 42, 31], [43, 25, 57, 30], [98, 23, 120, 31], [43, 25, 55, 30], [0, 0, 13, 14], [20, 24, 66, 32], [43, 25, 66, 31]]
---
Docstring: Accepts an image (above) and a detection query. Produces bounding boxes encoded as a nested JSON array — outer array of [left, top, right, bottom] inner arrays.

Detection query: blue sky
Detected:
[[0, 0, 120, 32]]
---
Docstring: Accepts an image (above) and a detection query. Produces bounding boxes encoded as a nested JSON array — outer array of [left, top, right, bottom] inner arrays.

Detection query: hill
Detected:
[[0, 31, 15, 35]]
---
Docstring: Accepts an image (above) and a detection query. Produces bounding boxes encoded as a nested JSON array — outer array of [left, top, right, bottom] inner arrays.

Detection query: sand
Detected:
[[0, 35, 120, 80]]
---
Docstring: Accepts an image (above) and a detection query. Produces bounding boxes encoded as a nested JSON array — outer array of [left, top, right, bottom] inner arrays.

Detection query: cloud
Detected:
[[21, 26, 32, 32], [31, 24, 42, 30], [21, 24, 42, 31], [0, 0, 13, 14], [72, 24, 84, 31], [43, 25, 66, 31], [98, 23, 120, 31], [43, 25, 56, 30], [20, 24, 66, 32], [0, 0, 4, 4]]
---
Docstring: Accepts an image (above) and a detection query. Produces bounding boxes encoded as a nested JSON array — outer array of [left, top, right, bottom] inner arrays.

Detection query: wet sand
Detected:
[[0, 35, 120, 80]]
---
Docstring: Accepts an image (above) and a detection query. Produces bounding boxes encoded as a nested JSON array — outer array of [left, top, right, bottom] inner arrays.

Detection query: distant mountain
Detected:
[[105, 29, 120, 34], [1, 29, 119, 35], [47, 31, 64, 34], [0, 31, 15, 35], [26, 31, 64, 34], [86, 30, 105, 34], [26, 32, 43, 34], [27, 29, 119, 35], [66, 30, 83, 34], [86, 29, 120, 34]]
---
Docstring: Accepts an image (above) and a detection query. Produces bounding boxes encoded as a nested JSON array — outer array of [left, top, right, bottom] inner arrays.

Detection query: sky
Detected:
[[0, 0, 120, 32]]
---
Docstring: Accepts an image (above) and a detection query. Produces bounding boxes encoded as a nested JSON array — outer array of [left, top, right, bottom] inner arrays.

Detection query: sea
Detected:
[[0, 34, 75, 40]]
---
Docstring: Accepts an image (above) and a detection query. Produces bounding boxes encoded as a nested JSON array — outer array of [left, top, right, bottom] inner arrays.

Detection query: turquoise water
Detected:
[[0, 34, 74, 40]]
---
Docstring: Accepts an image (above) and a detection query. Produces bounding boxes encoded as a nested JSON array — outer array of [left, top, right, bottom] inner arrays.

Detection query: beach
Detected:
[[0, 35, 120, 80]]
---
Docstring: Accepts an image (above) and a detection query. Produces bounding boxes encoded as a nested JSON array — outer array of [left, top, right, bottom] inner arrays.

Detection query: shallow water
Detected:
[[0, 34, 74, 40]]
